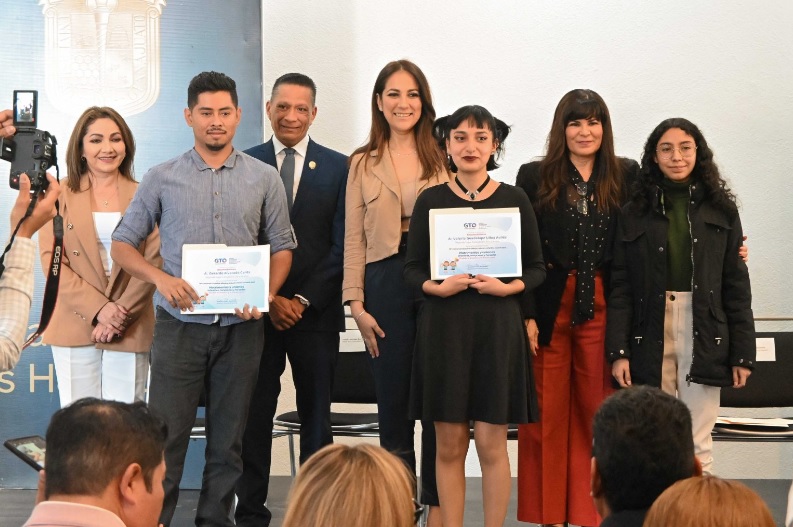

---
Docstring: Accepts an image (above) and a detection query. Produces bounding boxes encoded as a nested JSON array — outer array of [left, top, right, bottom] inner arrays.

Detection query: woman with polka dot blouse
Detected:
[[514, 89, 639, 527]]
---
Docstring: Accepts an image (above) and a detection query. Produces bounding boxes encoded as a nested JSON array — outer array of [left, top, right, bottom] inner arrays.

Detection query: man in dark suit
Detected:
[[235, 73, 347, 527]]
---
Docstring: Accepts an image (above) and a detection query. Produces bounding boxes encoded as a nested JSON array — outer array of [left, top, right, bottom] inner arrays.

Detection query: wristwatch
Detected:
[[295, 294, 311, 308]]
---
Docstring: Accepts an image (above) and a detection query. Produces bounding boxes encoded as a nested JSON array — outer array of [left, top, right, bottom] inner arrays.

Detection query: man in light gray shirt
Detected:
[[112, 71, 295, 527]]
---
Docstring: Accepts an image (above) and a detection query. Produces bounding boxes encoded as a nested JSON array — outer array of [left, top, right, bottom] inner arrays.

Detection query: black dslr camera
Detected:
[[0, 90, 56, 191]]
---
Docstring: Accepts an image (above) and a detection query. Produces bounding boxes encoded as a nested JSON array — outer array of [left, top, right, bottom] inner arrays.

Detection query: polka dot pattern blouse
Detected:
[[566, 166, 608, 325]]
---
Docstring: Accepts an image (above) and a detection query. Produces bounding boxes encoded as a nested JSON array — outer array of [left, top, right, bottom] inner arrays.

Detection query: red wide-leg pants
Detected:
[[517, 273, 613, 526]]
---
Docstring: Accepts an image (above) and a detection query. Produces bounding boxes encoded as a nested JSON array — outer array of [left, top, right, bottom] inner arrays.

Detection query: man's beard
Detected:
[[205, 141, 227, 152]]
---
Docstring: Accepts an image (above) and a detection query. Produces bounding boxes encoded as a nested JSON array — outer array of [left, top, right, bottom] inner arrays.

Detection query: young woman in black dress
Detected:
[[405, 105, 545, 527]]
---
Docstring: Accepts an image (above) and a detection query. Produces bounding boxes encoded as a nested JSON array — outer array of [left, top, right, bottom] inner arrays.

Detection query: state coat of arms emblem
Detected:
[[40, 0, 166, 116]]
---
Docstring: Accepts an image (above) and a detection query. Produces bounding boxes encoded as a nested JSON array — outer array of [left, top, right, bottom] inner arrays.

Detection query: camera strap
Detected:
[[0, 203, 35, 278], [0, 194, 63, 348], [23, 211, 63, 348]]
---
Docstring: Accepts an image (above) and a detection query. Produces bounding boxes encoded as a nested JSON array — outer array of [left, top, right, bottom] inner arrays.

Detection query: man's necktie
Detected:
[[280, 147, 295, 211]]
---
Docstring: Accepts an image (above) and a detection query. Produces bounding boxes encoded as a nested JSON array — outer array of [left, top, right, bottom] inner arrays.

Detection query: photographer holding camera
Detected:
[[1, 108, 61, 371]]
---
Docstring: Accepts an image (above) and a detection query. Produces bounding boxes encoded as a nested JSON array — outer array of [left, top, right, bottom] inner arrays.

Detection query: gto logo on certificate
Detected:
[[429, 208, 522, 280], [181, 244, 270, 314]]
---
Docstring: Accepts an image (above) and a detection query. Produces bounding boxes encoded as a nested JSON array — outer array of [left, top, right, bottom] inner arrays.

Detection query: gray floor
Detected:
[[1, 478, 790, 527]]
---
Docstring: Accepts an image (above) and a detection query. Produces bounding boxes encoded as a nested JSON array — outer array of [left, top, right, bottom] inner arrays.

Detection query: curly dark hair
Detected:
[[634, 118, 738, 215], [593, 386, 696, 513]]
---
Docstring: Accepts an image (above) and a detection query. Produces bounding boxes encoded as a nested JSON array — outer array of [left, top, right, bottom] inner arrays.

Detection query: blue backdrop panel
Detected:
[[0, 0, 263, 489]]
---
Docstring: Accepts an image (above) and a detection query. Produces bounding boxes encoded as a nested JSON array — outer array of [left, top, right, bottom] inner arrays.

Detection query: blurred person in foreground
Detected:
[[281, 444, 417, 527], [591, 386, 700, 527], [643, 475, 775, 527], [22, 397, 167, 527], [0, 109, 61, 371]]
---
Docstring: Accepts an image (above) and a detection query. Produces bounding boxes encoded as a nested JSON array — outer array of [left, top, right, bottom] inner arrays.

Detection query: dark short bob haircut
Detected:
[[433, 105, 511, 173]]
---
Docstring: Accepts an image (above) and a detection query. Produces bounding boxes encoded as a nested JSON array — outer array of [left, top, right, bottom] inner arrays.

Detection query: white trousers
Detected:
[[660, 291, 721, 474], [51, 345, 149, 407], [786, 480, 793, 527]]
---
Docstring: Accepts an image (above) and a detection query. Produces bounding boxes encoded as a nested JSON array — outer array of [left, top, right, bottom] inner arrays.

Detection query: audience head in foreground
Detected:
[[24, 398, 167, 527], [282, 443, 417, 527], [643, 475, 776, 527], [591, 386, 700, 523]]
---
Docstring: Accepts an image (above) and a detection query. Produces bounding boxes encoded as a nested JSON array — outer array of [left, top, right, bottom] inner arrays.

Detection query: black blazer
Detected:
[[245, 138, 347, 332], [515, 158, 639, 345]]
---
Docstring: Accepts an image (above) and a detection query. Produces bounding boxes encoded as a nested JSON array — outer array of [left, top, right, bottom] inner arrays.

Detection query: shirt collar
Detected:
[[26, 501, 127, 527], [189, 147, 241, 171], [272, 134, 310, 159], [567, 157, 600, 183]]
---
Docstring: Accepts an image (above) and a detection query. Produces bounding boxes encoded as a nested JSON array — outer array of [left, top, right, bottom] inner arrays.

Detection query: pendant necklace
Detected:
[[91, 173, 120, 208], [455, 175, 490, 200]]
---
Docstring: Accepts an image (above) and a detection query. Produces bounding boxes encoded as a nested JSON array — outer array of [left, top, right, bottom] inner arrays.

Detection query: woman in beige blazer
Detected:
[[39, 107, 160, 407], [343, 60, 448, 525]]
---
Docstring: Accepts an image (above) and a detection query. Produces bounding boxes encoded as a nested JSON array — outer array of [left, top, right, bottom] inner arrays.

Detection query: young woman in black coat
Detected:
[[606, 117, 755, 474]]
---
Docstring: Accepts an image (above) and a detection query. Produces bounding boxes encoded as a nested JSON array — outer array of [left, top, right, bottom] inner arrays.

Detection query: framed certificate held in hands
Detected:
[[181, 244, 270, 314], [429, 207, 522, 280]]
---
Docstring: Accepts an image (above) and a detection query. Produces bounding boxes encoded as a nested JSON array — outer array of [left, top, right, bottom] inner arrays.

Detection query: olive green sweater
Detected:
[[661, 178, 693, 292]]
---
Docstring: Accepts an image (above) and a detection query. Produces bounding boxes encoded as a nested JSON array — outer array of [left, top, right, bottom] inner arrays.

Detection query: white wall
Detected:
[[261, 0, 793, 479]]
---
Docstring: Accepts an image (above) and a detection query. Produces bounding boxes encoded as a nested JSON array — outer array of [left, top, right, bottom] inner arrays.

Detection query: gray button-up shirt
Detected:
[[113, 148, 296, 326]]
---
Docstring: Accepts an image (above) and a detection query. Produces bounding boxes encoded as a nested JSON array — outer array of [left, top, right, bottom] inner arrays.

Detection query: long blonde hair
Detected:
[[282, 444, 415, 527], [643, 476, 775, 527]]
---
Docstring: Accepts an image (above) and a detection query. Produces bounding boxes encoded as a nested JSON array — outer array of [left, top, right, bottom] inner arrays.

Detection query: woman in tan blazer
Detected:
[[39, 107, 160, 407], [343, 60, 448, 525]]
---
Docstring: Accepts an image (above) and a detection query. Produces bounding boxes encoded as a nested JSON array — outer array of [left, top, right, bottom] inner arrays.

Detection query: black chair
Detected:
[[712, 331, 793, 441], [190, 391, 290, 445], [190, 388, 208, 440], [273, 350, 380, 475], [469, 423, 519, 440]]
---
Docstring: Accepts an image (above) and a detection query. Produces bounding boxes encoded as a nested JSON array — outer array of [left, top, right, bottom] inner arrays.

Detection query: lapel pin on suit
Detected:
[[308, 161, 317, 170]]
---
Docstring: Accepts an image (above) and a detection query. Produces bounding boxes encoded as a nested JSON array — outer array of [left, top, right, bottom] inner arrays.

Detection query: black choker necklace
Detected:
[[455, 175, 490, 200]]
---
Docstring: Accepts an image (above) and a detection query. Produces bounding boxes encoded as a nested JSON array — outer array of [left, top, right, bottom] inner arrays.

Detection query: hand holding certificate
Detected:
[[181, 244, 270, 314], [429, 208, 522, 280]]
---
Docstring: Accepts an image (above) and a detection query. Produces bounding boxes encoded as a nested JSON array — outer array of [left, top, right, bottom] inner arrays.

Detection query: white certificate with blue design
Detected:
[[429, 208, 521, 280], [181, 244, 270, 314]]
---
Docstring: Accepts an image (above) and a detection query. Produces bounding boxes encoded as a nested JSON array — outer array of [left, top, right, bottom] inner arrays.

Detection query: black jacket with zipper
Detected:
[[605, 181, 755, 387]]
